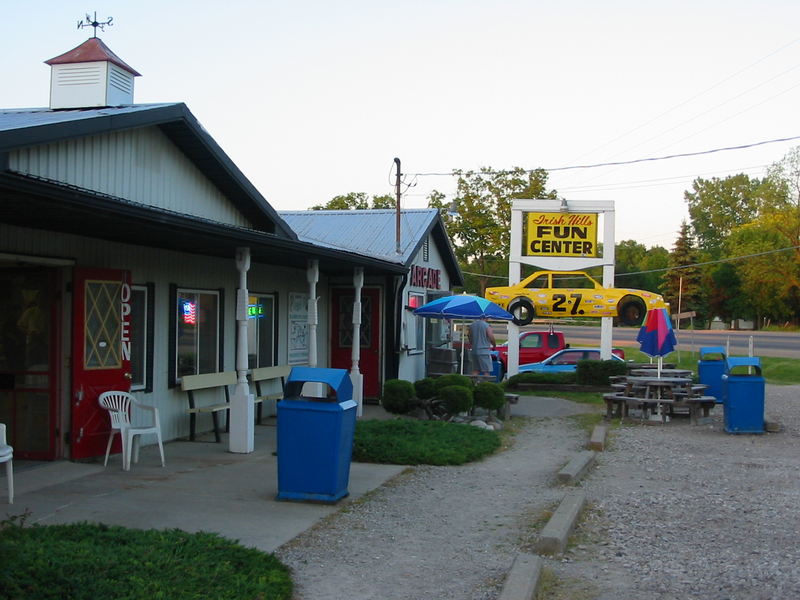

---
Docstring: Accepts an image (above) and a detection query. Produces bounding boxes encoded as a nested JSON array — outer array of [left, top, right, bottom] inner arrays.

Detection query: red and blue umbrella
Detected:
[[636, 308, 677, 375], [413, 295, 514, 320]]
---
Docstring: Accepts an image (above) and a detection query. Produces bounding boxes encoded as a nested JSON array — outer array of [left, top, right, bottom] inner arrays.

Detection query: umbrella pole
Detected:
[[460, 322, 466, 374]]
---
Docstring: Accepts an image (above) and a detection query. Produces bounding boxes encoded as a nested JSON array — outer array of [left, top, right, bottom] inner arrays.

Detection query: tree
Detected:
[[311, 192, 395, 210], [661, 222, 706, 323], [614, 240, 669, 293], [727, 215, 800, 325], [427, 167, 558, 295], [684, 173, 779, 259]]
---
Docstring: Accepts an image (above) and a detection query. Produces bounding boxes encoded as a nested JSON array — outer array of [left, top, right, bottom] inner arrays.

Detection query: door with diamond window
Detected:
[[330, 287, 381, 398], [71, 268, 132, 460]]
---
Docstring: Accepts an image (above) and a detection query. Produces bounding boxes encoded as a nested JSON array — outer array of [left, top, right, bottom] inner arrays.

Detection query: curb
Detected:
[[557, 450, 596, 484], [535, 490, 587, 555], [498, 553, 542, 600], [588, 423, 609, 451]]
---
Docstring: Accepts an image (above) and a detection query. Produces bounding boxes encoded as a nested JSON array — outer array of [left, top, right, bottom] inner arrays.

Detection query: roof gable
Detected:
[[279, 208, 464, 286], [0, 103, 296, 239]]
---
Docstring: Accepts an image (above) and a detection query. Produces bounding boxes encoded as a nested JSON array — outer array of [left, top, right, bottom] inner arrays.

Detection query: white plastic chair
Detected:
[[0, 423, 13, 503], [98, 391, 165, 471]]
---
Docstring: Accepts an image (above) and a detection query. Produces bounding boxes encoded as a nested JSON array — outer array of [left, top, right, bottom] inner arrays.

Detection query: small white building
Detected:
[[279, 209, 464, 389], [0, 37, 425, 462]]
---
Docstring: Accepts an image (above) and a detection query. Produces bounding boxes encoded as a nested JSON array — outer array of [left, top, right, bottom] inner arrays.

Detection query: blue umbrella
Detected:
[[636, 307, 677, 376], [413, 295, 514, 320], [414, 295, 513, 374]]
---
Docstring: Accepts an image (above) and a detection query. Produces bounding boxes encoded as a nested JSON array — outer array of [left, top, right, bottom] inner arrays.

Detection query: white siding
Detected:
[[9, 127, 253, 229], [0, 222, 324, 446], [398, 236, 452, 384]]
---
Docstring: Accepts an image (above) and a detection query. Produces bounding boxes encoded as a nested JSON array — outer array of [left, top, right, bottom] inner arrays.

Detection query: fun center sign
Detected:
[[525, 212, 598, 257]]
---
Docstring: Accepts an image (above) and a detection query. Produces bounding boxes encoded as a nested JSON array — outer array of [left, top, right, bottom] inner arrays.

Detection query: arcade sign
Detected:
[[411, 265, 441, 289]]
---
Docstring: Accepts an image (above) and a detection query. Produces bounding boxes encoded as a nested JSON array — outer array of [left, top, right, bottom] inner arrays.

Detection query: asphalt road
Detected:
[[492, 323, 800, 360]]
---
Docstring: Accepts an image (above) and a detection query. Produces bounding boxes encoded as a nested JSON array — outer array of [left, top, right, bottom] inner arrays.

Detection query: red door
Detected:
[[71, 268, 132, 460], [330, 288, 381, 398]]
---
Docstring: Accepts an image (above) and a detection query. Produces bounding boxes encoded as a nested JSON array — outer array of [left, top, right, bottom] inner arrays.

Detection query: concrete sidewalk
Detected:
[[2, 396, 587, 554], [4, 410, 405, 553]]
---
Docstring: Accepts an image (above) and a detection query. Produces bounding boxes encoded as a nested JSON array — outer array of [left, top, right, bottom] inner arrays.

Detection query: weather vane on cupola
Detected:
[[77, 12, 113, 38]]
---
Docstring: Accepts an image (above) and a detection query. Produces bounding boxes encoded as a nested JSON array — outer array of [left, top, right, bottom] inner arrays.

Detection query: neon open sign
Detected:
[[248, 304, 265, 319]]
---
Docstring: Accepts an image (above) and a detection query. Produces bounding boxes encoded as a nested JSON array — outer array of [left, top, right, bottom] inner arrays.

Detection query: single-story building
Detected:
[[0, 36, 460, 463]]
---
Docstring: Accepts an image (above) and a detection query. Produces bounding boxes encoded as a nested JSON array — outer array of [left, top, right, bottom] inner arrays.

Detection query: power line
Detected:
[[407, 135, 800, 178], [463, 245, 800, 284]]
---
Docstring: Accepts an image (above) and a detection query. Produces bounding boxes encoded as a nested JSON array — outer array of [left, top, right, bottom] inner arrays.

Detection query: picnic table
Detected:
[[603, 375, 716, 425], [630, 368, 693, 378]]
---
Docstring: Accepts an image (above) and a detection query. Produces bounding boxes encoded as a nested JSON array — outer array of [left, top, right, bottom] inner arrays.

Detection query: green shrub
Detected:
[[433, 373, 474, 392], [474, 381, 505, 411], [353, 419, 501, 465], [414, 377, 437, 400], [0, 522, 292, 600], [505, 371, 576, 388], [381, 379, 416, 414], [576, 359, 628, 385], [438, 384, 473, 416]]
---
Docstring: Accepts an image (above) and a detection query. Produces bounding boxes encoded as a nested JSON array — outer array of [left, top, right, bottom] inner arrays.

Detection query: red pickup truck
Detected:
[[493, 331, 624, 377]]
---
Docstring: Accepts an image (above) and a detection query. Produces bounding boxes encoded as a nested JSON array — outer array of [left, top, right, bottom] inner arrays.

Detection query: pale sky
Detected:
[[4, 1, 800, 250]]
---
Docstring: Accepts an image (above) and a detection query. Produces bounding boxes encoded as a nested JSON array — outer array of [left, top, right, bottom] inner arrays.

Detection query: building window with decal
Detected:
[[172, 287, 222, 379], [246, 293, 277, 368]]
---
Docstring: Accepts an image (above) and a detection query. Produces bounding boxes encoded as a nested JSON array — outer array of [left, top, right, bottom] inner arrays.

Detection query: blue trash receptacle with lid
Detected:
[[276, 367, 357, 503], [722, 357, 765, 434], [698, 346, 727, 404]]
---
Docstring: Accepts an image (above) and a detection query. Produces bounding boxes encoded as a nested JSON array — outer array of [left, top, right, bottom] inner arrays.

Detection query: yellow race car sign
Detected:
[[485, 270, 668, 326]]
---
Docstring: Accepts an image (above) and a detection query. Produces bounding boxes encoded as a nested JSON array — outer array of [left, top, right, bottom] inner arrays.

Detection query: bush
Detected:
[[433, 373, 474, 392], [0, 521, 292, 600], [438, 384, 473, 416], [576, 359, 628, 385], [474, 381, 505, 411], [414, 377, 437, 400], [381, 379, 416, 414], [353, 419, 501, 465], [505, 371, 577, 388]]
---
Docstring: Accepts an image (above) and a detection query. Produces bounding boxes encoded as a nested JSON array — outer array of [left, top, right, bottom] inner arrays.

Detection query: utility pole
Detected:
[[394, 157, 401, 254]]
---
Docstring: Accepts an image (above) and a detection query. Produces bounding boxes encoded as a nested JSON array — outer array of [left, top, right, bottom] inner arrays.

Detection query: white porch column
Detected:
[[307, 260, 319, 367], [351, 267, 364, 417], [229, 247, 254, 454]]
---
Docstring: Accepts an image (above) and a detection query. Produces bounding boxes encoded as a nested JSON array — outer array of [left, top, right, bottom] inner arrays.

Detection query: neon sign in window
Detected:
[[182, 300, 197, 325], [247, 303, 265, 319]]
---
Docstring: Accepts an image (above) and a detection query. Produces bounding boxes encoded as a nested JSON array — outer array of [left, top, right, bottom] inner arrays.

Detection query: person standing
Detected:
[[468, 316, 496, 376]]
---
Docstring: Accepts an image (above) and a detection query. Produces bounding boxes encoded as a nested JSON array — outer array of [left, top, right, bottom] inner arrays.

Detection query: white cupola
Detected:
[[45, 37, 141, 109]]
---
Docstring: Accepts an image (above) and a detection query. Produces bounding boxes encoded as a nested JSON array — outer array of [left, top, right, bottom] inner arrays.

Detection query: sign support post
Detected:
[[507, 199, 616, 377]]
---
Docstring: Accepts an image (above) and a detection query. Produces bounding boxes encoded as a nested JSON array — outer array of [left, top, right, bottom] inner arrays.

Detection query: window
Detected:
[[521, 335, 542, 349], [407, 292, 425, 353], [129, 284, 154, 392], [173, 287, 221, 379], [247, 293, 277, 369], [526, 274, 549, 289]]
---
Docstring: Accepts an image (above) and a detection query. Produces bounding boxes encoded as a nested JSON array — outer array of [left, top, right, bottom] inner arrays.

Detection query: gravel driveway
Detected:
[[276, 385, 800, 599]]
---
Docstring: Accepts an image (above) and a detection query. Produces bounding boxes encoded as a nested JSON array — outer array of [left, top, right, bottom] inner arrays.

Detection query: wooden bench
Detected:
[[180, 371, 237, 442], [250, 365, 292, 423]]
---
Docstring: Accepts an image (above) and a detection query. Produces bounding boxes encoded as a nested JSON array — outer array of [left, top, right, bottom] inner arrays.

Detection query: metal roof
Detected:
[[0, 103, 295, 238], [279, 209, 464, 286], [0, 105, 408, 277]]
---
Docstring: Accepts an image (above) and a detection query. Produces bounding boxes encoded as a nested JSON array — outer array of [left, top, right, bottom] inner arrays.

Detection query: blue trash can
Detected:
[[276, 367, 357, 503], [698, 346, 727, 404], [722, 357, 765, 434]]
